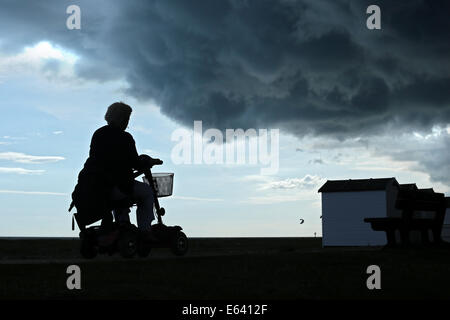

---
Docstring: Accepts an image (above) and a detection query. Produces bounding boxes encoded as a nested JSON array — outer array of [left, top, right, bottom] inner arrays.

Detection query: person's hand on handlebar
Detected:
[[138, 154, 163, 168]]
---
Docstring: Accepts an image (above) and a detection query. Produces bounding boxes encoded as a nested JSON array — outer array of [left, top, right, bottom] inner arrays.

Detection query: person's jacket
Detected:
[[71, 125, 140, 225]]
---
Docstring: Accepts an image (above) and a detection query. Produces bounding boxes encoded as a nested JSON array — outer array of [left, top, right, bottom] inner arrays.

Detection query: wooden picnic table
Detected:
[[365, 189, 449, 247]]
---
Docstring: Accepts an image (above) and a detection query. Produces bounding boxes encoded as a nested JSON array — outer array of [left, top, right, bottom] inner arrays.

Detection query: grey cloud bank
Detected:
[[1, 0, 449, 136]]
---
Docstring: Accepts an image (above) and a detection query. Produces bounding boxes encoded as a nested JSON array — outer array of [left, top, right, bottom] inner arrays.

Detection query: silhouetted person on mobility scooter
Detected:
[[70, 102, 188, 258]]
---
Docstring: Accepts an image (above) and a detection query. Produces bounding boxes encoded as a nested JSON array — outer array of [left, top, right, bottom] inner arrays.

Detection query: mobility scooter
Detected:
[[68, 155, 188, 259]]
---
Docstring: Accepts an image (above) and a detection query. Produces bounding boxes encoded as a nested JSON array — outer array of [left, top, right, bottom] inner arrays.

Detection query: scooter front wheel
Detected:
[[171, 231, 188, 256]]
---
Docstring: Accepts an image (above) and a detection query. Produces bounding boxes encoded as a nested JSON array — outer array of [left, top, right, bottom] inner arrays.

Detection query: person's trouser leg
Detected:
[[131, 181, 155, 231], [110, 181, 155, 231], [110, 187, 131, 224]]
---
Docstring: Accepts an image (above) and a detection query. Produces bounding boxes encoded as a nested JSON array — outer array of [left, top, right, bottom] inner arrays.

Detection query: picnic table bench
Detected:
[[364, 188, 449, 247]]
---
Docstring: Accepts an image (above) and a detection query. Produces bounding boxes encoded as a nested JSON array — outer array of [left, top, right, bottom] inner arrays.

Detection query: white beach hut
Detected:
[[442, 208, 450, 243], [318, 177, 400, 246]]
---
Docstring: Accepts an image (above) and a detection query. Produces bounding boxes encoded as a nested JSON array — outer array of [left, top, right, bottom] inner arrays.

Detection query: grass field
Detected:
[[1, 237, 450, 300]]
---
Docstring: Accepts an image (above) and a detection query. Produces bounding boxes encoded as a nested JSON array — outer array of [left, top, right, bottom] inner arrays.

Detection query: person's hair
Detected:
[[104, 102, 132, 127]]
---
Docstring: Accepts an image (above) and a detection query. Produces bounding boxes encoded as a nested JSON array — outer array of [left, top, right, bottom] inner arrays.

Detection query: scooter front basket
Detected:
[[143, 172, 174, 197]]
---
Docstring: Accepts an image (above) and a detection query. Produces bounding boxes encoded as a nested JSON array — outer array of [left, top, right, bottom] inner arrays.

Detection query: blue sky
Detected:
[[0, 1, 449, 237], [0, 43, 447, 237]]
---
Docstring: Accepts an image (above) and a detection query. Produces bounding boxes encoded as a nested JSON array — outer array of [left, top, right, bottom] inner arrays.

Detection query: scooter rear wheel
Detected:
[[80, 236, 97, 259], [118, 231, 138, 258]]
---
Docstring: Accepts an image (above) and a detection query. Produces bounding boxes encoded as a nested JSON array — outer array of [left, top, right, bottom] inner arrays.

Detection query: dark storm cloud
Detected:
[[388, 134, 450, 187], [0, 0, 449, 138]]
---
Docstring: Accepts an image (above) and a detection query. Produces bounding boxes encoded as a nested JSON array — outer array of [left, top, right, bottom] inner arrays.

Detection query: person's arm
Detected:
[[127, 133, 140, 170]]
